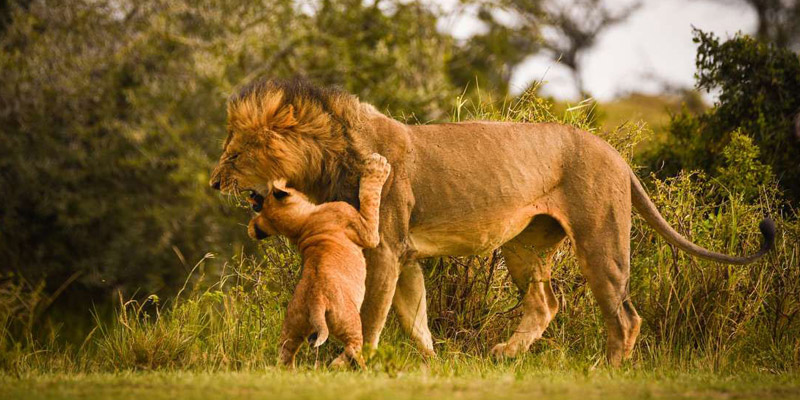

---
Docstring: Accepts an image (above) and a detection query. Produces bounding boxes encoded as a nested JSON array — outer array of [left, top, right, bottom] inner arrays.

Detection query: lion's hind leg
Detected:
[[492, 215, 565, 359], [569, 205, 642, 366]]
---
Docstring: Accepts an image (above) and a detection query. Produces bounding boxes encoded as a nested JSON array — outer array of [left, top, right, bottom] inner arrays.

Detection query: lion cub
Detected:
[[247, 154, 391, 368]]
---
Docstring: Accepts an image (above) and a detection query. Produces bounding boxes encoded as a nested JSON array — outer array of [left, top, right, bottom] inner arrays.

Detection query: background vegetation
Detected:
[[1, 0, 799, 383]]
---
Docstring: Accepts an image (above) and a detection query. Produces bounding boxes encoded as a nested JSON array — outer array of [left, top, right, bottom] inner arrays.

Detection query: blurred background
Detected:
[[1, 0, 798, 354]]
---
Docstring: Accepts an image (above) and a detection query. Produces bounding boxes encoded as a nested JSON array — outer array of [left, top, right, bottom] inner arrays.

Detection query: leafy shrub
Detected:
[[715, 130, 775, 202]]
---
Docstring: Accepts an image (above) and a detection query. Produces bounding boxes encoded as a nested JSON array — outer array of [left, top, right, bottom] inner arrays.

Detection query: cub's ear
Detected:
[[272, 178, 288, 191], [271, 179, 290, 200]]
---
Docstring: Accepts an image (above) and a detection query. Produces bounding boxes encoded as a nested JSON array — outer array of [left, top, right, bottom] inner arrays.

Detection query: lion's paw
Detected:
[[363, 153, 391, 182], [490, 343, 509, 359], [490, 341, 525, 360], [419, 346, 437, 359]]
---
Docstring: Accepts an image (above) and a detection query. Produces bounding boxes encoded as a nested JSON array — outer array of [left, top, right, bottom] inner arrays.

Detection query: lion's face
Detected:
[[210, 78, 363, 208], [209, 124, 309, 199], [210, 128, 273, 197]]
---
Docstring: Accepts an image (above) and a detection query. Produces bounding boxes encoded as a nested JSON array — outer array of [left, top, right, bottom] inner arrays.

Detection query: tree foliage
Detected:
[[534, 0, 640, 96], [643, 29, 800, 202], [726, 0, 800, 51], [447, 7, 539, 97], [0, 0, 458, 298], [491, 0, 640, 96]]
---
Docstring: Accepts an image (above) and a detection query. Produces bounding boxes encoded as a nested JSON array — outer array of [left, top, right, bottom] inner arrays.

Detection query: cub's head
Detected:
[[247, 179, 315, 240], [209, 78, 359, 203]]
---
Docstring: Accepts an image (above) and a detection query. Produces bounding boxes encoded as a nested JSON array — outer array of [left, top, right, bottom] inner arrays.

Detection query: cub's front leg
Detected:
[[350, 153, 391, 248]]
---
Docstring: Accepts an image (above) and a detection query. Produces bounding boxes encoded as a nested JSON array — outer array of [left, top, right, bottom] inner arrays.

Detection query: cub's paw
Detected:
[[330, 351, 362, 370], [329, 355, 348, 370], [363, 153, 391, 182]]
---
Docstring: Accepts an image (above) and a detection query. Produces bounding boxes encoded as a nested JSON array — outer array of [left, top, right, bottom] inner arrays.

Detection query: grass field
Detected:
[[4, 366, 800, 400]]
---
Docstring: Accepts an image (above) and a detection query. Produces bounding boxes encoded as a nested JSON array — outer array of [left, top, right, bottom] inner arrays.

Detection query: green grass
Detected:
[[4, 367, 800, 400]]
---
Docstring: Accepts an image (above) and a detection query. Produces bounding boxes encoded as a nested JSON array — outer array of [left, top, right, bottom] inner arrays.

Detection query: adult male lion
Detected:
[[210, 78, 775, 365]]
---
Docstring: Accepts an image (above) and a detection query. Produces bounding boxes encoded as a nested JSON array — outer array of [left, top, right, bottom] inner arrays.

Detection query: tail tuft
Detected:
[[758, 218, 776, 253], [308, 330, 328, 348], [308, 306, 329, 348]]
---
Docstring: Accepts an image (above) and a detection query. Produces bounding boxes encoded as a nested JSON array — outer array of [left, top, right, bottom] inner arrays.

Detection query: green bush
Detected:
[[715, 130, 775, 202]]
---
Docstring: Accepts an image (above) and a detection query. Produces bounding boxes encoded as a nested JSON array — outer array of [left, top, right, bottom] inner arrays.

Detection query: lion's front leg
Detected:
[[393, 260, 435, 356], [360, 244, 402, 349], [355, 153, 434, 356], [358, 247, 435, 357]]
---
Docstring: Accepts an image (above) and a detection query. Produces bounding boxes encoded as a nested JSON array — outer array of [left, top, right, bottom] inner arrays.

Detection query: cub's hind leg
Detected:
[[329, 301, 366, 369]]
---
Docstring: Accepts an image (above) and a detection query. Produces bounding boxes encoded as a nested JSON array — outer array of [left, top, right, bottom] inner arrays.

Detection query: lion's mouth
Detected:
[[220, 184, 260, 211], [240, 183, 270, 200], [247, 191, 265, 212], [229, 188, 261, 211], [218, 178, 269, 211]]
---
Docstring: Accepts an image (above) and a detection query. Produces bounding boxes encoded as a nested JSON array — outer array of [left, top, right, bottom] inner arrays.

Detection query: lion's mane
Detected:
[[226, 78, 377, 204]]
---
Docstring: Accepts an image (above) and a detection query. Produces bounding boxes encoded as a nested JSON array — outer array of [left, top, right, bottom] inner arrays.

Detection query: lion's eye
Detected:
[[228, 153, 239, 161]]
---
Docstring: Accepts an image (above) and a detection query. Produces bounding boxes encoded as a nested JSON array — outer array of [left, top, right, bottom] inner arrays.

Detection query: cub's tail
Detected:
[[630, 169, 775, 265], [307, 303, 329, 348]]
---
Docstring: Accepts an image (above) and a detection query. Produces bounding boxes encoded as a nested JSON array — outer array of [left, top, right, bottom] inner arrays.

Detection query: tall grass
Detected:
[[1, 88, 798, 375]]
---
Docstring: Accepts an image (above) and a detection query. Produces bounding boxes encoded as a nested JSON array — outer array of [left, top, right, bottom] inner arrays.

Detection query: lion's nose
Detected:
[[210, 179, 221, 190], [253, 225, 269, 240]]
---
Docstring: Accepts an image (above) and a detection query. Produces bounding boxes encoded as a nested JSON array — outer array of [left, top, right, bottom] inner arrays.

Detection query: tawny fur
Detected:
[[212, 78, 775, 366], [247, 154, 391, 368]]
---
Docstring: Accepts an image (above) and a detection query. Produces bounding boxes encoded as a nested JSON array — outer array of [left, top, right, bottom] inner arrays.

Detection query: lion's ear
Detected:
[[268, 105, 298, 131]]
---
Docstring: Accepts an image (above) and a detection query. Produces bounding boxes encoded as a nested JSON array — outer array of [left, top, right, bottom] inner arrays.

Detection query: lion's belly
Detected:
[[408, 206, 540, 257], [402, 122, 581, 258]]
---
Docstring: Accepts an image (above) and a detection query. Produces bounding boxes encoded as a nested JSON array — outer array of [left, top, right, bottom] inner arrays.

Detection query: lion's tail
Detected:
[[630, 170, 775, 265], [307, 301, 329, 348]]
